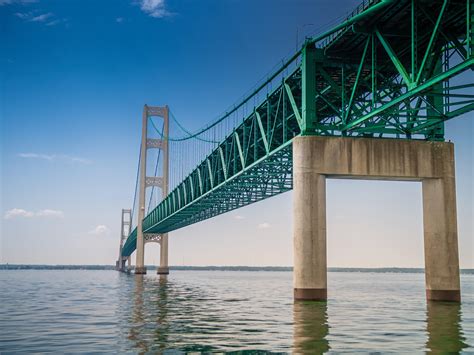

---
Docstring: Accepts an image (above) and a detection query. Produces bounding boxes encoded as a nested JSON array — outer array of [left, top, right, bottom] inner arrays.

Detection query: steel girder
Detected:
[[122, 0, 474, 257]]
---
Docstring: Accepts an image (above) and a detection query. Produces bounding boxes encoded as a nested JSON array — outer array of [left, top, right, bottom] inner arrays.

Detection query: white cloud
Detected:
[[89, 225, 111, 236], [14, 11, 66, 26], [4, 208, 64, 219], [30, 12, 53, 22], [4, 208, 35, 219], [18, 153, 54, 160], [234, 215, 245, 220], [258, 222, 271, 229], [15, 11, 52, 22], [138, 0, 171, 18], [45, 19, 64, 26], [18, 153, 92, 164], [0, 0, 37, 5], [116, 17, 124, 23], [15, 12, 31, 19], [36, 209, 64, 218]]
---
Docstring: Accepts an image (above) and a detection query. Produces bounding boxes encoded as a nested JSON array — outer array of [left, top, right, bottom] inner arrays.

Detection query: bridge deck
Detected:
[[122, 0, 474, 257]]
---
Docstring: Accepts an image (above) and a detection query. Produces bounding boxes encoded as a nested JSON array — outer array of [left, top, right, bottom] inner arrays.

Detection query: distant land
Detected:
[[0, 264, 473, 274]]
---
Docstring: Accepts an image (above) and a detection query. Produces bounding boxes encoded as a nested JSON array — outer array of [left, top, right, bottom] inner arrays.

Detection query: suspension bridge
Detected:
[[116, 0, 474, 302]]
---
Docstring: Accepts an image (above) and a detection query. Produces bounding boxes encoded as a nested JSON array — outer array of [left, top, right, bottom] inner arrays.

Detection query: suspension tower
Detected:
[[116, 209, 131, 272], [134, 105, 170, 275]]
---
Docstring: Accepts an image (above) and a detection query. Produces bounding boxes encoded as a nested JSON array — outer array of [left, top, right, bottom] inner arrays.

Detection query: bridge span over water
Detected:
[[117, 0, 474, 302]]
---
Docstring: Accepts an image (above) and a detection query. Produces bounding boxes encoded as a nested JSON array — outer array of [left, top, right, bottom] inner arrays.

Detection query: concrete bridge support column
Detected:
[[157, 233, 169, 275], [120, 258, 126, 272], [293, 136, 461, 302], [423, 178, 460, 301], [293, 167, 327, 301]]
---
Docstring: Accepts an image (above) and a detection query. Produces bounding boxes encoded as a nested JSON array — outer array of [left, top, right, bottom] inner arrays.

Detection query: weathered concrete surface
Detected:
[[293, 136, 461, 302], [157, 267, 170, 275], [293, 166, 327, 301], [134, 266, 147, 275], [158, 233, 169, 275], [423, 177, 460, 302]]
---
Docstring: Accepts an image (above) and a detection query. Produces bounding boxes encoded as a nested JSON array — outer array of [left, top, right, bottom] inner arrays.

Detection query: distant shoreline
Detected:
[[0, 264, 473, 274]]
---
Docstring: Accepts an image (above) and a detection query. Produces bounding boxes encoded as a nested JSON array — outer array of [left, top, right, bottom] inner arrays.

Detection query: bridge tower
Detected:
[[116, 209, 131, 272], [135, 105, 170, 275]]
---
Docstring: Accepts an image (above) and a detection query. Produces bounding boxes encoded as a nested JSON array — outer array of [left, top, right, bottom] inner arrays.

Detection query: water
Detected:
[[0, 270, 472, 353]]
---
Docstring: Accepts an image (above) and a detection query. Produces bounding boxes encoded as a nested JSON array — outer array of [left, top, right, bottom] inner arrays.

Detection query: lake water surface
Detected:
[[0, 270, 473, 353]]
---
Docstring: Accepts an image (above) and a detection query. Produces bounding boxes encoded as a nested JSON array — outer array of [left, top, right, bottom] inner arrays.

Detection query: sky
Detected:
[[1, 0, 472, 268]]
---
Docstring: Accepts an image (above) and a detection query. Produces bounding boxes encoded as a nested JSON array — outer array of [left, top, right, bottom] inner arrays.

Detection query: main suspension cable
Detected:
[[130, 146, 141, 230]]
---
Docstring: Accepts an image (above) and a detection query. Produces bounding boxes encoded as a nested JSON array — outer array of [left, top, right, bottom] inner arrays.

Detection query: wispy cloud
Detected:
[[88, 225, 111, 236], [14, 11, 66, 26], [4, 209, 35, 219], [15, 12, 30, 19], [234, 215, 245, 220], [0, 0, 37, 5], [36, 209, 64, 218], [4, 208, 64, 220], [15, 11, 50, 22], [45, 18, 67, 26], [18, 153, 92, 164], [138, 0, 172, 18], [18, 153, 54, 160], [30, 12, 52, 22], [258, 222, 271, 229]]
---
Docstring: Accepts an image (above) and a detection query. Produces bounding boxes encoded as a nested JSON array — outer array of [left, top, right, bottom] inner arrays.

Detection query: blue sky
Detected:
[[1, 0, 472, 267]]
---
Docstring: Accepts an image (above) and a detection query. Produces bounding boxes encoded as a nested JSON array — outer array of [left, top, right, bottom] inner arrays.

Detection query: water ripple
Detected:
[[0, 270, 472, 353]]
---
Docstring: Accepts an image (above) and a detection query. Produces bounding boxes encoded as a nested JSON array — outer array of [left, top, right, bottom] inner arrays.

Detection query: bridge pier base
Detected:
[[157, 233, 169, 275], [157, 267, 169, 275], [135, 266, 147, 275], [293, 136, 461, 302]]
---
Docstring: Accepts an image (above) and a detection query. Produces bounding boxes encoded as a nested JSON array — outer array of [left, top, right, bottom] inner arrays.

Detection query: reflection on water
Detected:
[[426, 301, 468, 353], [155, 276, 170, 348], [123, 272, 473, 353], [124, 273, 474, 353], [125, 272, 294, 352], [0, 270, 473, 352], [129, 276, 145, 351], [293, 301, 329, 353], [129, 275, 171, 353]]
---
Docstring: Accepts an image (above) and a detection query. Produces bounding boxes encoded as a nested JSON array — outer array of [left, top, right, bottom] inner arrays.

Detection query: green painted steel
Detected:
[[121, 0, 474, 257]]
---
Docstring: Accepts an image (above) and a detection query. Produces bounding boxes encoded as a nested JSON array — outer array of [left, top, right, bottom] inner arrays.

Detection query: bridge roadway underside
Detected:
[[121, 143, 293, 257]]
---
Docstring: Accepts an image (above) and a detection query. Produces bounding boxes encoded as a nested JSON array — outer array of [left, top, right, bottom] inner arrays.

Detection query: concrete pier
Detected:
[[293, 136, 461, 302], [157, 233, 169, 275]]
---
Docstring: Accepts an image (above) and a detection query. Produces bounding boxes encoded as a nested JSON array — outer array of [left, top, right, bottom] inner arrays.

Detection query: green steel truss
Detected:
[[122, 0, 474, 257]]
